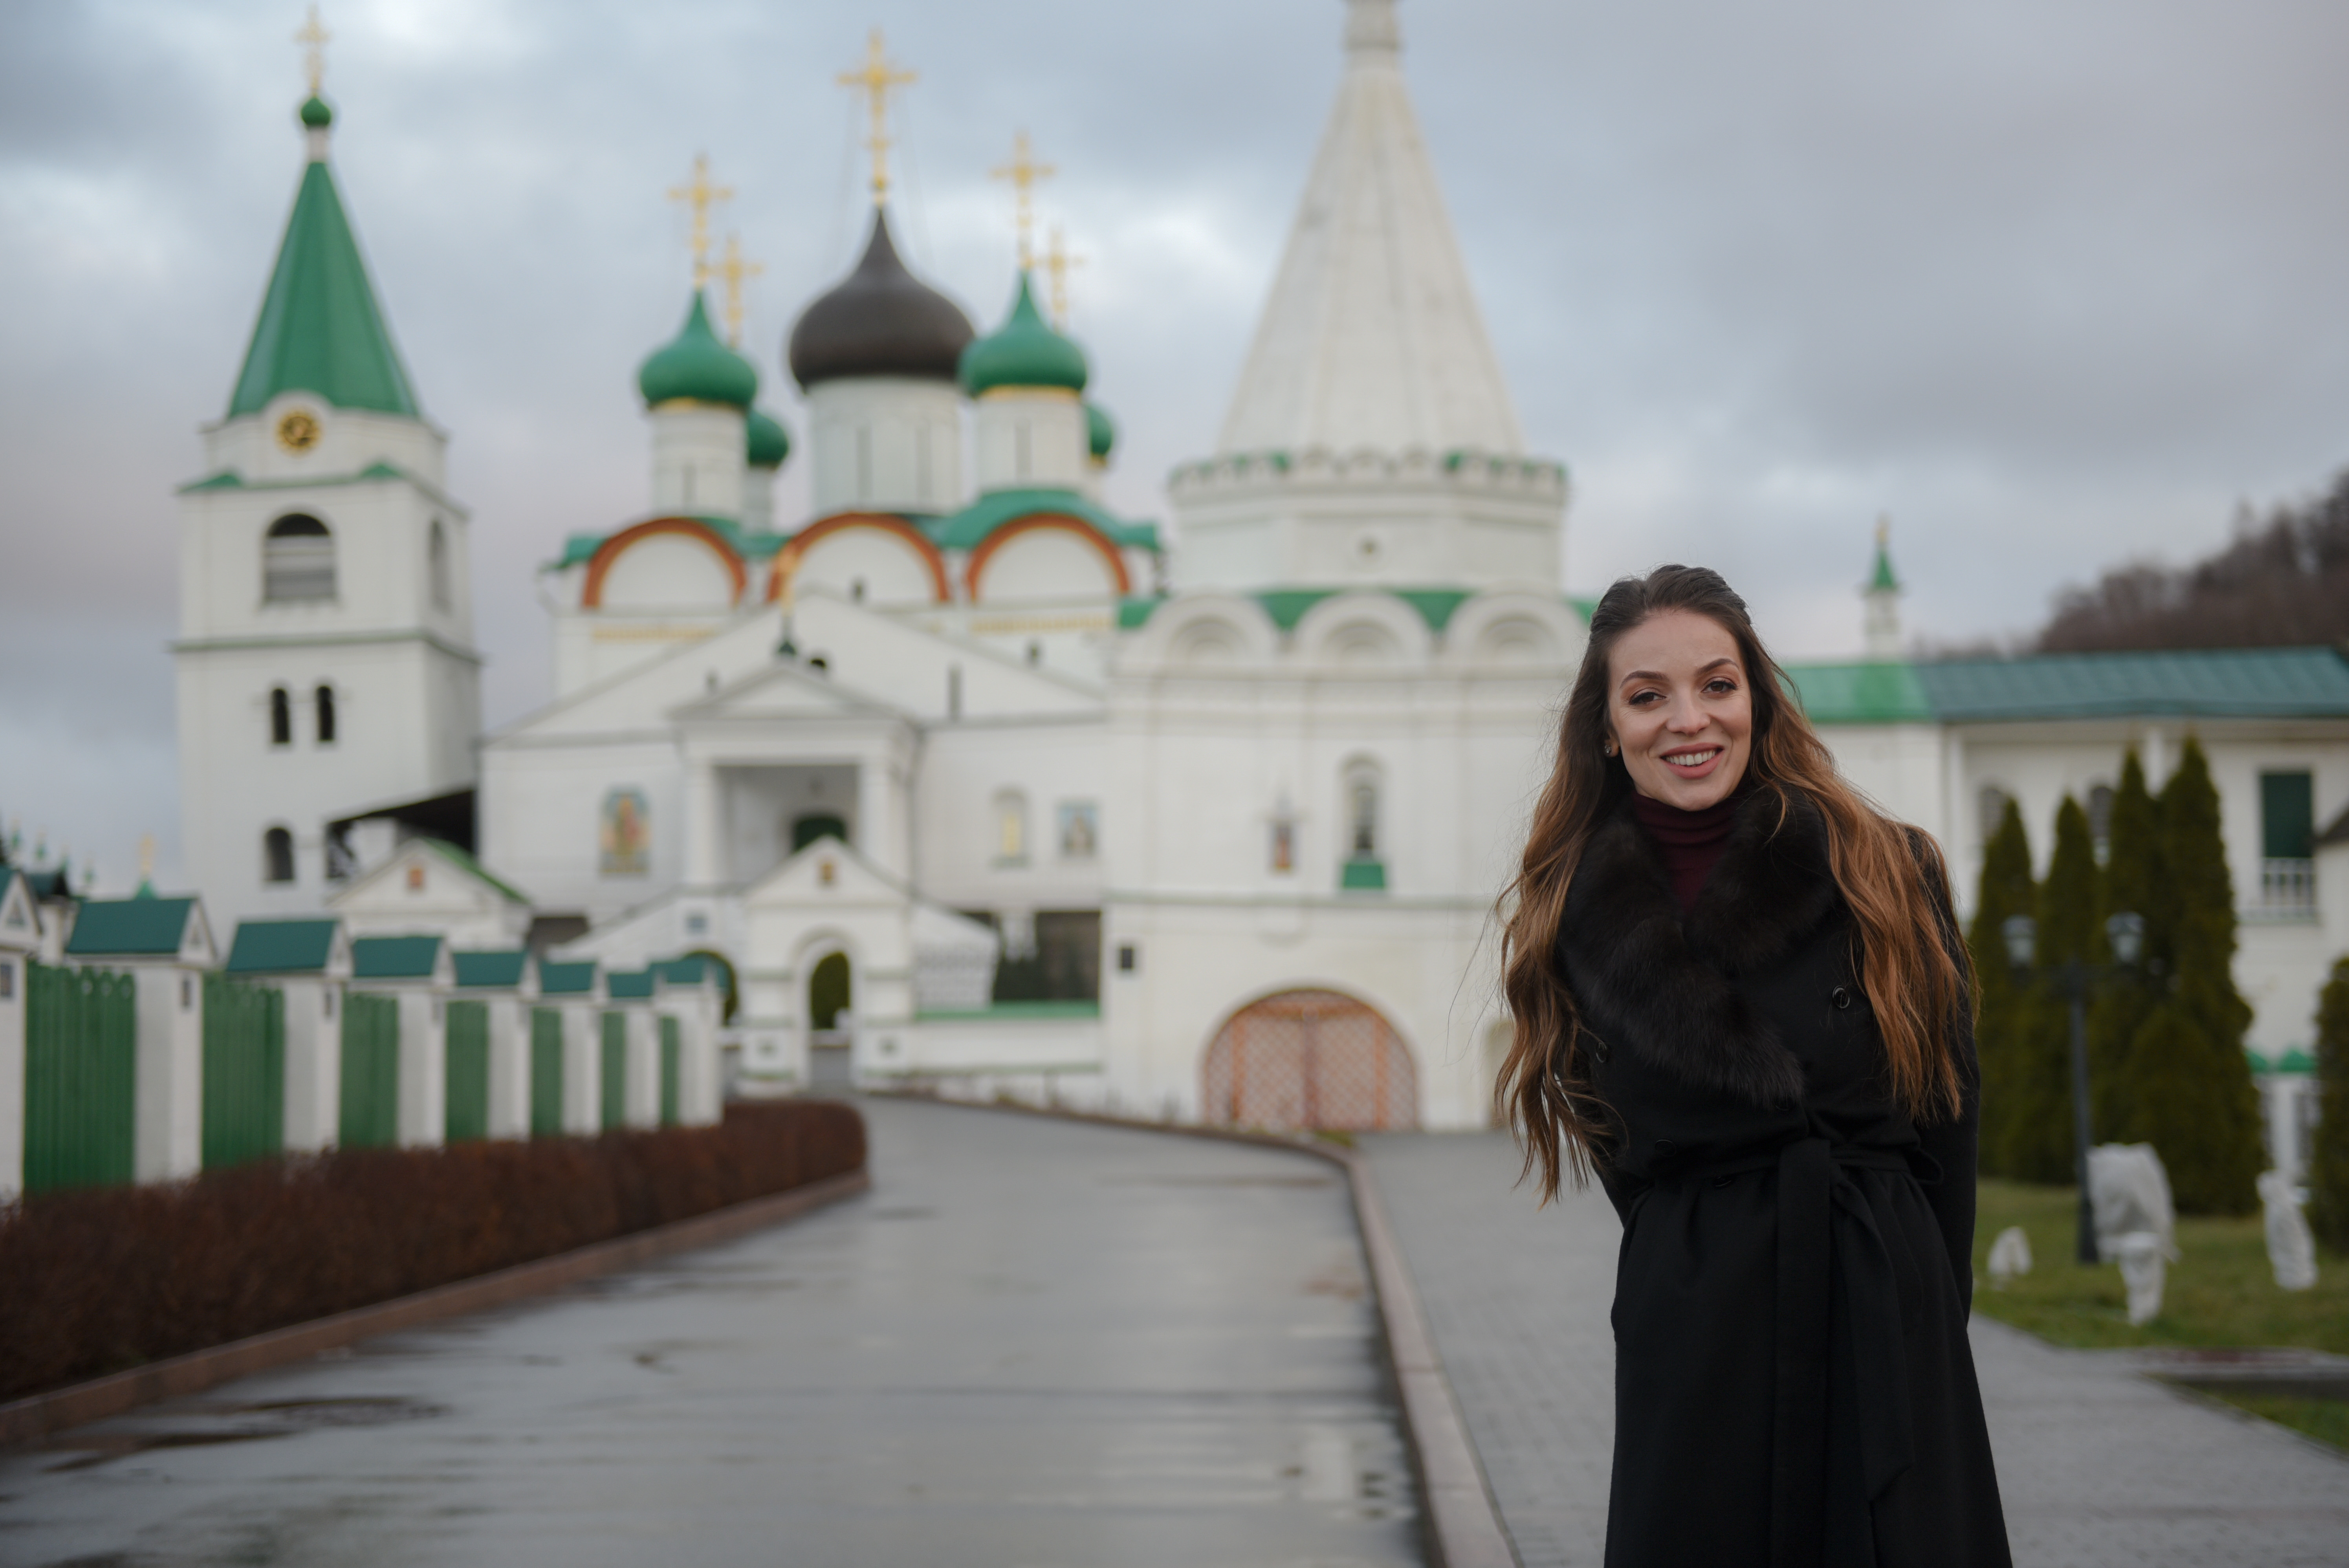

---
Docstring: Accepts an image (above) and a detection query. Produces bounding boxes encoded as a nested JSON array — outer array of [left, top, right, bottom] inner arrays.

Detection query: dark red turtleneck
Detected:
[[1631, 789, 1742, 912]]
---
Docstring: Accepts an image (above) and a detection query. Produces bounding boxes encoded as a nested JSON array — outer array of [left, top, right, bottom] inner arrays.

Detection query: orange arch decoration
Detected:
[[1201, 988, 1417, 1132], [964, 513, 1132, 601], [766, 512, 952, 604], [581, 517, 747, 609]]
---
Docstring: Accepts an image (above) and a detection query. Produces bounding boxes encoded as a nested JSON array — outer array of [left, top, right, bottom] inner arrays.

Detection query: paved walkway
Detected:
[[1361, 1130, 2349, 1568], [1, 1100, 1420, 1568]]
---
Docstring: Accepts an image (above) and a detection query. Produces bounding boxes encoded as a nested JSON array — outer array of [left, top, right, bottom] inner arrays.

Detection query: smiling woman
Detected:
[[1496, 564, 2007, 1568]]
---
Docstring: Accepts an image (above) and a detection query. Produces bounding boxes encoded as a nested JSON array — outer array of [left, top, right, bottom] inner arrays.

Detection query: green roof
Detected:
[[1869, 540, 1900, 594], [1779, 647, 2349, 726], [225, 918, 340, 974], [299, 94, 333, 130], [656, 955, 714, 986], [1118, 596, 1166, 630], [352, 934, 443, 980], [228, 156, 421, 419], [550, 513, 790, 573], [606, 968, 657, 1000], [1914, 647, 2349, 721], [1086, 401, 1116, 460], [538, 960, 598, 996], [638, 291, 757, 409], [67, 898, 196, 957], [1783, 662, 1936, 725], [747, 406, 791, 467], [417, 839, 530, 905], [959, 272, 1088, 396], [452, 949, 530, 989], [934, 487, 1160, 553]]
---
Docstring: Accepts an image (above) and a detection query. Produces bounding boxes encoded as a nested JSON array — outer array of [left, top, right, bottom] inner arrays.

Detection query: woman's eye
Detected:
[[1706, 679, 1738, 695], [1627, 690, 1661, 706]]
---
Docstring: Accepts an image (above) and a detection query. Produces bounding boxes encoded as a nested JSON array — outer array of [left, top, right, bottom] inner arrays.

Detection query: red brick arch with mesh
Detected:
[[1200, 989, 1418, 1132]]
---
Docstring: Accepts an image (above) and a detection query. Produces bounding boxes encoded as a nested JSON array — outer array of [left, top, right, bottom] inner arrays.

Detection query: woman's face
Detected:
[[1605, 608, 1754, 809]]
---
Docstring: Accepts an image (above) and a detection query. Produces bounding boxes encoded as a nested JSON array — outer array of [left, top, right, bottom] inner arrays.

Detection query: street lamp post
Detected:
[[2002, 909, 2144, 1266]]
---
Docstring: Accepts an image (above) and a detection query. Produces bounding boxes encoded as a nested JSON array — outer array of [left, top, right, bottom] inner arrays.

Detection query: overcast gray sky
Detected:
[[4, 0, 2346, 892]]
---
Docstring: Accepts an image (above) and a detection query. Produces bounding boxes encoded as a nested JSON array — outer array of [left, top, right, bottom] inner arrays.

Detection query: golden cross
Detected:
[[667, 154, 734, 289], [837, 30, 916, 206], [715, 234, 764, 348], [990, 130, 1055, 270], [1043, 225, 1085, 330], [294, 5, 331, 96]]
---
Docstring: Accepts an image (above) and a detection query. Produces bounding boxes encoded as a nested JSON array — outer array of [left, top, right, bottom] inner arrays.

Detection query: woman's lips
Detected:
[[1660, 746, 1723, 777]]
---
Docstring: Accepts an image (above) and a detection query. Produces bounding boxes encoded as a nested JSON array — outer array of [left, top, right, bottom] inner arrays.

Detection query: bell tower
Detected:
[[175, 22, 480, 925]]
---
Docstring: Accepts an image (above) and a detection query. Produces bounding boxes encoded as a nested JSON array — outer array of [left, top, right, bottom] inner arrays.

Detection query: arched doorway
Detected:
[[806, 951, 853, 1091], [1201, 989, 1416, 1132]]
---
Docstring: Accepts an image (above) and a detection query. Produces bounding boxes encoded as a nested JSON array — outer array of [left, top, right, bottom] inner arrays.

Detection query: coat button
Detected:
[[1831, 986, 1852, 1009]]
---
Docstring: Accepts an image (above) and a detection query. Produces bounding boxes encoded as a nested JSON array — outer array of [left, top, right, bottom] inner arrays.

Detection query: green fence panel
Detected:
[[340, 993, 400, 1149], [23, 962, 136, 1192], [530, 1007, 564, 1137], [599, 1012, 627, 1130], [445, 999, 490, 1143], [659, 1016, 682, 1127], [202, 973, 284, 1171]]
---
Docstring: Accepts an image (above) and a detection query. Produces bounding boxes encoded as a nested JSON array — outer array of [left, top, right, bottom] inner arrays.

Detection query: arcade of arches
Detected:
[[1201, 989, 1417, 1132]]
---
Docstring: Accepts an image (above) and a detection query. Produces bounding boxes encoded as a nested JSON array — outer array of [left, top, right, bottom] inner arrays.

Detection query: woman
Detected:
[[1498, 565, 2010, 1568]]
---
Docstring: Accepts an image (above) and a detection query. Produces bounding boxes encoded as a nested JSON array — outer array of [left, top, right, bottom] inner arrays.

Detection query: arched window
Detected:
[[1977, 784, 2013, 843], [262, 513, 335, 602], [315, 684, 337, 745], [269, 686, 292, 746], [427, 519, 451, 610], [263, 826, 295, 884], [1340, 761, 1385, 891], [995, 790, 1028, 865]]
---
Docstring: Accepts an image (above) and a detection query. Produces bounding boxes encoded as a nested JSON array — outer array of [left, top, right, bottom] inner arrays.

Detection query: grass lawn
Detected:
[[1972, 1178, 2349, 1449]]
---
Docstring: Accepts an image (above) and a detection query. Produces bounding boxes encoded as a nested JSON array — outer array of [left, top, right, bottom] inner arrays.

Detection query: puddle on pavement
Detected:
[[42, 1397, 447, 1473]]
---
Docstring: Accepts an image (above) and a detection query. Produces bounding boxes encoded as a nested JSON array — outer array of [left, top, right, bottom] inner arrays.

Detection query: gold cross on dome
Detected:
[[1043, 225, 1085, 329], [715, 234, 763, 348], [667, 154, 734, 288], [294, 5, 331, 96], [991, 130, 1055, 270], [838, 30, 916, 206]]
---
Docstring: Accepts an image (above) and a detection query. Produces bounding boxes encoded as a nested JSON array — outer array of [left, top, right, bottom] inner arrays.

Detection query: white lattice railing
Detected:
[[2247, 858, 2317, 921]]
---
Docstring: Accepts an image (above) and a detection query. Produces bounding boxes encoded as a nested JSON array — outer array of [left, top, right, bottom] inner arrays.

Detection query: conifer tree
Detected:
[[2091, 750, 2160, 1136], [1967, 798, 2037, 1178], [2309, 957, 2349, 1253], [2003, 795, 2102, 1182], [2118, 737, 2262, 1213]]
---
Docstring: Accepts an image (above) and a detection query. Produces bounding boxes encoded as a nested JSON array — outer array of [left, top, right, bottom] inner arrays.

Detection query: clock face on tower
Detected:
[[275, 409, 321, 452]]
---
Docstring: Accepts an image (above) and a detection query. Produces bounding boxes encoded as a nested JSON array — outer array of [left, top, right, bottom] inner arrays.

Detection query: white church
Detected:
[[174, 0, 2349, 1147]]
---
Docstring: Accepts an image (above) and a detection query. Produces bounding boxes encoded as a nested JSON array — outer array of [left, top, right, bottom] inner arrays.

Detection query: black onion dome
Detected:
[[787, 208, 974, 390]]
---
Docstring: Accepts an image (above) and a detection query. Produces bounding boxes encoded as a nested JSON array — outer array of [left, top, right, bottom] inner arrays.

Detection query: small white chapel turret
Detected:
[[1863, 517, 1904, 660]]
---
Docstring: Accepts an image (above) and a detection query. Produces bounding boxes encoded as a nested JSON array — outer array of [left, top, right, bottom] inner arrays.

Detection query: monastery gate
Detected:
[[1201, 989, 1417, 1132]]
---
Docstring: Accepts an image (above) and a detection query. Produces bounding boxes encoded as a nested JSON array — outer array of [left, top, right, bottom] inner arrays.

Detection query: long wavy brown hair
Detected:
[[1497, 564, 1970, 1200]]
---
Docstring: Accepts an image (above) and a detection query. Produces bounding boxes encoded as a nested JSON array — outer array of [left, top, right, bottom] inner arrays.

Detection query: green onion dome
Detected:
[[788, 208, 974, 389], [638, 291, 758, 409], [1085, 401, 1116, 461], [746, 406, 791, 469], [299, 94, 334, 130], [958, 272, 1088, 397]]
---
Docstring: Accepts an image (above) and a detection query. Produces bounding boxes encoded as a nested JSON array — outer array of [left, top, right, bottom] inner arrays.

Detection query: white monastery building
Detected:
[[172, 0, 2349, 1143]]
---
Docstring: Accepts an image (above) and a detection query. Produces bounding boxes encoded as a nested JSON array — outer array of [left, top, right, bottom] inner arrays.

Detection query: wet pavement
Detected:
[[0, 1099, 1421, 1568]]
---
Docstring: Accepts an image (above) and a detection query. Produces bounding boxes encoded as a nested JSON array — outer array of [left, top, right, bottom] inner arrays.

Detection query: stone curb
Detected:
[[911, 1094, 1521, 1568], [0, 1167, 870, 1451]]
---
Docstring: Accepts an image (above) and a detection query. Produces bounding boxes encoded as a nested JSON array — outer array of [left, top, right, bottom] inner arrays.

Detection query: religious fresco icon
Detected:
[[1057, 801, 1098, 860], [600, 787, 650, 876]]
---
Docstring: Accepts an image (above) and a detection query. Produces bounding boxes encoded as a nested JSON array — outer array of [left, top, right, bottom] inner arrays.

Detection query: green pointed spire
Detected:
[[959, 271, 1088, 396], [1867, 518, 1900, 593], [226, 104, 421, 421]]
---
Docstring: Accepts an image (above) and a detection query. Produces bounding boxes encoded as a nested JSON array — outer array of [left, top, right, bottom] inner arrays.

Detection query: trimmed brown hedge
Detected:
[[0, 1100, 864, 1404]]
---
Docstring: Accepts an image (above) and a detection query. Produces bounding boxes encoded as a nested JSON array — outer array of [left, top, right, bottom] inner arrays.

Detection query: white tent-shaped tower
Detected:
[[1169, 0, 1567, 593]]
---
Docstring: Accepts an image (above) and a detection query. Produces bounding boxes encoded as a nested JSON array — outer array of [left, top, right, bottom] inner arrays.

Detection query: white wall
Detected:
[[806, 377, 965, 515]]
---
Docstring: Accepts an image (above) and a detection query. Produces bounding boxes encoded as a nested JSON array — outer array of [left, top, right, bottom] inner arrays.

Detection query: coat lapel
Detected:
[[1557, 786, 1838, 1108]]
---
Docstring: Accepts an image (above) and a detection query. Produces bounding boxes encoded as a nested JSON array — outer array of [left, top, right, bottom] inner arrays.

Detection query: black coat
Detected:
[[1557, 787, 2010, 1568]]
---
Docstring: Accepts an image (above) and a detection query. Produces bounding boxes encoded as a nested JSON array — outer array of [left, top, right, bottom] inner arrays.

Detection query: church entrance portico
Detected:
[[1202, 989, 1417, 1132], [806, 948, 854, 1090]]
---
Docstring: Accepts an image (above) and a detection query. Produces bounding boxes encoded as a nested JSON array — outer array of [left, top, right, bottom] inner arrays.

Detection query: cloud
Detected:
[[2, 0, 2345, 888]]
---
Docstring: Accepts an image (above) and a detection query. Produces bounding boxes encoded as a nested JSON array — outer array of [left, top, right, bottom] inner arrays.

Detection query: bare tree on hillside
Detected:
[[2038, 469, 2349, 652]]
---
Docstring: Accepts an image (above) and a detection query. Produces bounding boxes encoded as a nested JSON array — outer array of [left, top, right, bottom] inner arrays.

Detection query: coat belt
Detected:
[[1677, 1138, 1921, 1567]]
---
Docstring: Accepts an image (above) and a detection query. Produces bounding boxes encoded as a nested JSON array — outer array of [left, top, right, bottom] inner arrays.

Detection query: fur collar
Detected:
[[1556, 784, 1842, 1106]]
